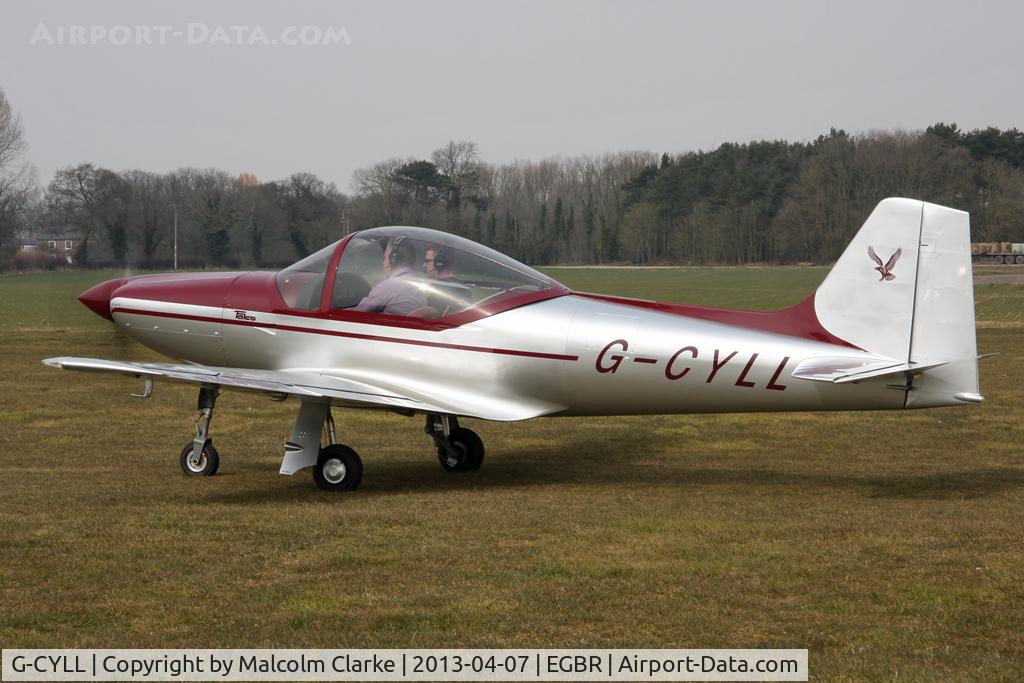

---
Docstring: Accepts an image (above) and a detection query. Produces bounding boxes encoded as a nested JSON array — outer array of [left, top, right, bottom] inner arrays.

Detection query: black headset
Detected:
[[432, 248, 448, 273], [387, 236, 414, 267]]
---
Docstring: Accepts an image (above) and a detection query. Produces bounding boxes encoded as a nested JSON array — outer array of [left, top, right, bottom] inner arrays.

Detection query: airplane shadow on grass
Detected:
[[206, 433, 1024, 504]]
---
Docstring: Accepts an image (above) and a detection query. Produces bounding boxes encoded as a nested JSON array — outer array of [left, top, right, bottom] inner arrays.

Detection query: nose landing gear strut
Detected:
[[179, 386, 220, 476]]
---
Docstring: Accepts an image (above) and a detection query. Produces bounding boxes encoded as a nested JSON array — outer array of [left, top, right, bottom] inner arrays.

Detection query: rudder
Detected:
[[905, 202, 981, 407]]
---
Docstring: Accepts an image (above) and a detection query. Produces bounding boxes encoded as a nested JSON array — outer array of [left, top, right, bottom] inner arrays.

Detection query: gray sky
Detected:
[[1, 0, 1021, 193]]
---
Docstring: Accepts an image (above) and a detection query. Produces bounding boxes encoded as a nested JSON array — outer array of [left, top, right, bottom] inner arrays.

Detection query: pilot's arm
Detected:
[[352, 275, 425, 315], [353, 284, 389, 312]]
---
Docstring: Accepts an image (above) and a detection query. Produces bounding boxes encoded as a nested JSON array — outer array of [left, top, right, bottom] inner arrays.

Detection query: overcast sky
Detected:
[[1, 0, 1021, 193]]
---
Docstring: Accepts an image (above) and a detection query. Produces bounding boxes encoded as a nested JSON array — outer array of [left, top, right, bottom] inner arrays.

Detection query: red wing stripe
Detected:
[[112, 307, 579, 362]]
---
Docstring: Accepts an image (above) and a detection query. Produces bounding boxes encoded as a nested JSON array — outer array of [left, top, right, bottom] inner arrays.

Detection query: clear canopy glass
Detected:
[[274, 241, 335, 311], [276, 226, 564, 319]]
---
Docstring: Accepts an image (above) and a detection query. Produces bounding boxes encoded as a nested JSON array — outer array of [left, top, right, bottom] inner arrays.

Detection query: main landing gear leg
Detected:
[[313, 407, 362, 492], [426, 414, 485, 472], [279, 401, 362, 492], [180, 385, 220, 476]]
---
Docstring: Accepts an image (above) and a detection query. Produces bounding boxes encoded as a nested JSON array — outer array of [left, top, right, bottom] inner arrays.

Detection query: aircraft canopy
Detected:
[[275, 226, 567, 321]]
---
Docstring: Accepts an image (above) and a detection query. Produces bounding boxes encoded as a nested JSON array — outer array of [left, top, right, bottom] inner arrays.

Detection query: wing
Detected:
[[42, 357, 561, 421], [867, 246, 883, 267], [884, 247, 903, 271]]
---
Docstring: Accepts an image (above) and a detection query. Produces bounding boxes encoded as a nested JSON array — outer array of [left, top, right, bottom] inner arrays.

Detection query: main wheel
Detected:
[[437, 427, 485, 472], [313, 445, 363, 492], [180, 440, 219, 476]]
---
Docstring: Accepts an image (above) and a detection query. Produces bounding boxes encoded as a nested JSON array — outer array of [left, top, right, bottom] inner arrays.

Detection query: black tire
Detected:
[[437, 427, 485, 472], [313, 445, 363, 492], [180, 440, 219, 476], [994, 255, 1004, 264], [1016, 255, 1024, 265]]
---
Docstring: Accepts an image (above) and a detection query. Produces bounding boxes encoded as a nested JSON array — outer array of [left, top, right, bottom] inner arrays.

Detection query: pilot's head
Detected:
[[383, 237, 415, 275]]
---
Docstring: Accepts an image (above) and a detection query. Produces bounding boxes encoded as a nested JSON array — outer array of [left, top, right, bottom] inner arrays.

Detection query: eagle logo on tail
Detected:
[[868, 246, 902, 281]]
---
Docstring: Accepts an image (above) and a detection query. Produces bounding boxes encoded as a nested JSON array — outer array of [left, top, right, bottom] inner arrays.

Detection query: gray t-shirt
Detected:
[[353, 268, 427, 316]]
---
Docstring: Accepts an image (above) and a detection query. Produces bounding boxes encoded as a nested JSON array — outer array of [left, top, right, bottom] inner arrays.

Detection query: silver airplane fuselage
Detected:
[[110, 279, 901, 419]]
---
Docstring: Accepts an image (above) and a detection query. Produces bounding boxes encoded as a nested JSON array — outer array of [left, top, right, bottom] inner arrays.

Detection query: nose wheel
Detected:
[[180, 440, 220, 476], [427, 415, 485, 472]]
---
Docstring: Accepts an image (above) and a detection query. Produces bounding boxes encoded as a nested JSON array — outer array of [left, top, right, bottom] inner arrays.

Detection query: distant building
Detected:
[[26, 230, 81, 264]]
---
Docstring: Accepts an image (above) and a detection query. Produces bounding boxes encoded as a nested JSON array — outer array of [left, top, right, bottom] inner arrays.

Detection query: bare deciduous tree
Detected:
[[0, 88, 34, 255], [0, 88, 26, 170], [124, 170, 168, 267], [280, 172, 346, 258]]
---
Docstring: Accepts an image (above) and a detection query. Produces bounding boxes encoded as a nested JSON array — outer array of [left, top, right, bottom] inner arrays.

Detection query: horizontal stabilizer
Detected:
[[792, 356, 949, 384], [792, 356, 901, 383], [833, 360, 948, 384]]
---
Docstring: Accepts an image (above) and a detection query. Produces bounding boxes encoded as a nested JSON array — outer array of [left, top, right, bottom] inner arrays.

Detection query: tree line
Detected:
[[1, 85, 1022, 269], [349, 141, 653, 265], [349, 127, 1024, 265], [43, 165, 347, 268]]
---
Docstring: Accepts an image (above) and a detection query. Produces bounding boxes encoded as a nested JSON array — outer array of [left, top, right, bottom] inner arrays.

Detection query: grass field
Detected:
[[1, 267, 1023, 681]]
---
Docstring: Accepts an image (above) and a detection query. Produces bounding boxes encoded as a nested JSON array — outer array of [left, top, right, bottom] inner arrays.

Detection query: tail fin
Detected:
[[814, 198, 981, 407]]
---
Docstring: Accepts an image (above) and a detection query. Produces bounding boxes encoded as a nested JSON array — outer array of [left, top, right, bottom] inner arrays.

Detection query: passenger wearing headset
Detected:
[[423, 247, 456, 281], [423, 246, 473, 314], [353, 237, 427, 315]]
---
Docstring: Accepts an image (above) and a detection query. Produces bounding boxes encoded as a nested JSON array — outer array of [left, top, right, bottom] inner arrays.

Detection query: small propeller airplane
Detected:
[[45, 198, 983, 492]]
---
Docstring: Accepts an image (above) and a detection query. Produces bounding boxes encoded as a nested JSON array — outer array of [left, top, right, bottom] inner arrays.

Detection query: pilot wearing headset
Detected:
[[353, 237, 427, 315]]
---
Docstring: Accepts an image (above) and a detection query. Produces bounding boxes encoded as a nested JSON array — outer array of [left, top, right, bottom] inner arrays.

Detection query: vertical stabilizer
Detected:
[[815, 198, 924, 362], [813, 198, 981, 407]]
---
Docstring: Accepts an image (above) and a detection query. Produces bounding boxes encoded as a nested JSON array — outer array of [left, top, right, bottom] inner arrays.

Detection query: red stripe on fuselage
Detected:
[[112, 307, 580, 362]]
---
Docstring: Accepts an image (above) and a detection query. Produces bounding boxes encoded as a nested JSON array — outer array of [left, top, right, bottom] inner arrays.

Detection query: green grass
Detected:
[[1, 268, 1022, 681]]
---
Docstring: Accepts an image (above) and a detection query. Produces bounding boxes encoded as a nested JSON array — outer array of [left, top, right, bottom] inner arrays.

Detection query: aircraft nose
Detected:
[[78, 278, 125, 322]]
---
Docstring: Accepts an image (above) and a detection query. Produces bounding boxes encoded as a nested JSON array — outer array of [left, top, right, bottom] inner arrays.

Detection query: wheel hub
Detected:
[[323, 458, 347, 484], [442, 443, 466, 468], [188, 451, 206, 471]]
